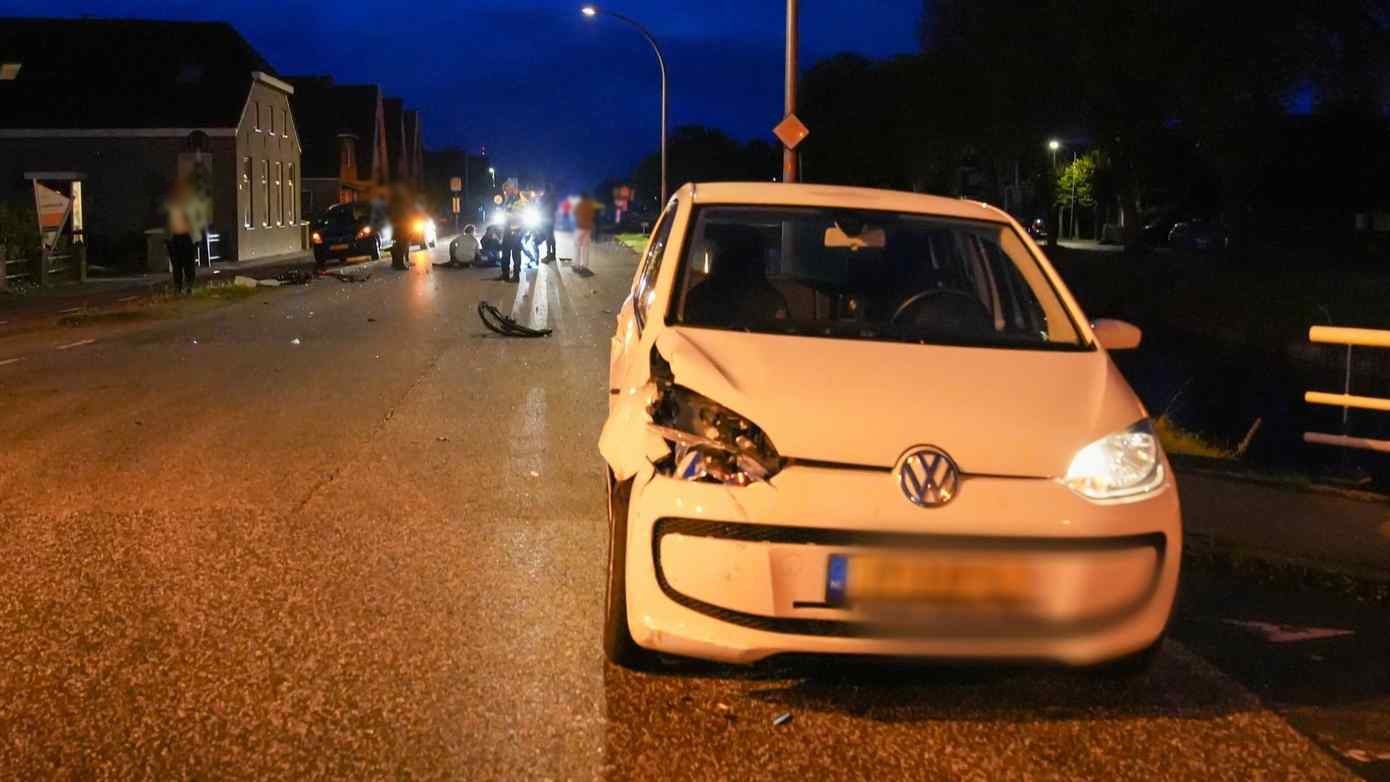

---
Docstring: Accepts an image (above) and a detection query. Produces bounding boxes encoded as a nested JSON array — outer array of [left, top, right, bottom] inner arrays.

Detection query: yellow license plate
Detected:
[[839, 554, 1030, 604]]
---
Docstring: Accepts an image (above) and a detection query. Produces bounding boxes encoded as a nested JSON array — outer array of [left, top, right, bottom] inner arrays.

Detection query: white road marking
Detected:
[[1222, 619, 1355, 643], [55, 338, 97, 351], [0, 357, 22, 367], [59, 306, 83, 314]]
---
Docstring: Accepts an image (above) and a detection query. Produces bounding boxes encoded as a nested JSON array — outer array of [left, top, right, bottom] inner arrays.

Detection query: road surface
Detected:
[[0, 235, 1373, 779]]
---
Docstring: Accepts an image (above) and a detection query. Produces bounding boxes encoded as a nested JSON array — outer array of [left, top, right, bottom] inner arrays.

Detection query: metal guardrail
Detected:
[[1304, 325, 1390, 451]]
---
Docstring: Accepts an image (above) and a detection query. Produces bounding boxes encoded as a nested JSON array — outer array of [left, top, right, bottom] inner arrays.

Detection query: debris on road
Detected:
[[772, 712, 793, 727], [233, 275, 258, 288], [436, 436, 449, 442], [327, 268, 372, 283], [290, 338, 301, 345], [478, 301, 551, 338], [258, 278, 282, 288], [275, 270, 314, 285]]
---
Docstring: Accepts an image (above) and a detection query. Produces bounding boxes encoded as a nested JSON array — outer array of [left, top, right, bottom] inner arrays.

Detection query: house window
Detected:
[[254, 101, 262, 132], [241, 156, 253, 229], [281, 108, 289, 145], [268, 106, 276, 137], [285, 163, 296, 224], [0, 63, 22, 80], [273, 161, 283, 226], [261, 159, 270, 227]]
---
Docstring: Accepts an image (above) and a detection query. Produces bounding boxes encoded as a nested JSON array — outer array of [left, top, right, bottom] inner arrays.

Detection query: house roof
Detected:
[[287, 77, 382, 179], [0, 17, 275, 130]]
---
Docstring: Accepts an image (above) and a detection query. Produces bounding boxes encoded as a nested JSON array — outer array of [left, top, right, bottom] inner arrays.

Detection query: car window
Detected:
[[633, 203, 677, 330], [672, 205, 1083, 349]]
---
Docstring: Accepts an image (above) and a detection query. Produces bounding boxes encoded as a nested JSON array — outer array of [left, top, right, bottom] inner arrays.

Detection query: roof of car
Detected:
[[683, 183, 1010, 223]]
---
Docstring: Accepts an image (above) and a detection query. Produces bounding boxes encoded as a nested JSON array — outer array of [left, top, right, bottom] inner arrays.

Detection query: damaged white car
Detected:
[[599, 183, 1181, 670]]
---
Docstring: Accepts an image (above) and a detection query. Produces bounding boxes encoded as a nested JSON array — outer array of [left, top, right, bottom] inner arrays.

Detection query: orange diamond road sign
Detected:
[[773, 114, 810, 150]]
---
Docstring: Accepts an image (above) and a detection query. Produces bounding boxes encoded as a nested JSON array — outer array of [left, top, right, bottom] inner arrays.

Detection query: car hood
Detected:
[[655, 327, 1145, 478]]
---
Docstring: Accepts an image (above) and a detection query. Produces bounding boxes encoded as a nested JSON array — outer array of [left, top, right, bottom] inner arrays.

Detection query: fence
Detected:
[[1303, 326, 1390, 452]]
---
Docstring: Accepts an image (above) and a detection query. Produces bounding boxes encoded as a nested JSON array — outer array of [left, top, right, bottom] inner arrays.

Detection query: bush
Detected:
[[0, 201, 40, 263]]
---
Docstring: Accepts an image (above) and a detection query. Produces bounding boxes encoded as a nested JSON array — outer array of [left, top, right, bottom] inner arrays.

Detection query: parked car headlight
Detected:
[[523, 207, 540, 229], [1061, 419, 1166, 500], [357, 225, 372, 239], [647, 385, 782, 486], [490, 210, 506, 226], [311, 231, 322, 245]]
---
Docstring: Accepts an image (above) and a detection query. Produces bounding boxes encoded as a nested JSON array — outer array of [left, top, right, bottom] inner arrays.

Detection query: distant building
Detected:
[[286, 76, 389, 218], [0, 18, 304, 268], [382, 98, 424, 190]]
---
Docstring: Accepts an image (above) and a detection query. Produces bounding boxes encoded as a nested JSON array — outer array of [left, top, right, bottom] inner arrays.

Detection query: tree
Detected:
[[1055, 154, 1097, 239], [628, 126, 778, 210]]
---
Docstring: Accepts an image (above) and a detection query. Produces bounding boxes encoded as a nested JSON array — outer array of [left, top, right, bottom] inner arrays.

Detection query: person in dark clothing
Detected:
[[165, 179, 198, 294], [387, 182, 414, 270], [499, 215, 523, 282], [682, 224, 789, 325]]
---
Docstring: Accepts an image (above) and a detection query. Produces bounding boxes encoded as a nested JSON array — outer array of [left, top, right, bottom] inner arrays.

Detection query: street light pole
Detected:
[[583, 6, 667, 205], [783, 0, 799, 183]]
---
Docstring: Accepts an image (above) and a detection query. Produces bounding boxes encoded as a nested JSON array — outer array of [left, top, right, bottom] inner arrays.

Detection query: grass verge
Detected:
[[614, 233, 648, 254], [1155, 415, 1234, 459]]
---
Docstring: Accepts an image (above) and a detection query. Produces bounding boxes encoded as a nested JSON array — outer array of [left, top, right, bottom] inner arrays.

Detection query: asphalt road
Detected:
[[0, 234, 1372, 780]]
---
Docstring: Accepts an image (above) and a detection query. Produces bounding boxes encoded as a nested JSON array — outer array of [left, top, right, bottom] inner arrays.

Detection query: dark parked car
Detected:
[[311, 202, 392, 266], [1168, 219, 1230, 252]]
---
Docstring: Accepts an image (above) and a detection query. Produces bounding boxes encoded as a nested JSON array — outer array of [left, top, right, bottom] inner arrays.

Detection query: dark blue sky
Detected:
[[14, 1, 923, 190]]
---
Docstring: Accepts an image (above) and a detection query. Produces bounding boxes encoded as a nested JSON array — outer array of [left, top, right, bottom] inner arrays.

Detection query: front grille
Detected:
[[651, 518, 1166, 639]]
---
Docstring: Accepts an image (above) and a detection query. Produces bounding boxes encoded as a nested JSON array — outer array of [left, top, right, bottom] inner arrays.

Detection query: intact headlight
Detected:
[[1061, 419, 1166, 500]]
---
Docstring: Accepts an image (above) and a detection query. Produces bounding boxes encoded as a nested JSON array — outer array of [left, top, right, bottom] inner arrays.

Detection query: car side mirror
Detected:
[[1091, 319, 1142, 350]]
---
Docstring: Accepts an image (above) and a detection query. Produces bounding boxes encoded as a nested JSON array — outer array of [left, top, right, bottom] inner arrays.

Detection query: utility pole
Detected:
[[782, 0, 799, 184]]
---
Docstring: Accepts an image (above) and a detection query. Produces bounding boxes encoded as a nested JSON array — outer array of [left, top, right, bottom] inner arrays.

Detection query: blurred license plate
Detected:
[[330, 243, 349, 251], [827, 553, 1029, 605]]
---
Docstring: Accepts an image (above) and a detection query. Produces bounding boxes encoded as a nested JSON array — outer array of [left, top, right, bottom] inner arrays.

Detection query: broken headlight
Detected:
[[647, 385, 782, 486]]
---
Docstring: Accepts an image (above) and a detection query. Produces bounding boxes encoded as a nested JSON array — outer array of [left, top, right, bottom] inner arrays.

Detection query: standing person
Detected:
[[499, 206, 524, 282], [388, 182, 414, 271], [539, 186, 557, 263], [165, 179, 198, 294], [572, 192, 598, 272]]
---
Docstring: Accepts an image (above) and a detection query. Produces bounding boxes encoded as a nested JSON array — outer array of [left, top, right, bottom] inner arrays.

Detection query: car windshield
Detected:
[[322, 204, 371, 225], [671, 205, 1085, 349]]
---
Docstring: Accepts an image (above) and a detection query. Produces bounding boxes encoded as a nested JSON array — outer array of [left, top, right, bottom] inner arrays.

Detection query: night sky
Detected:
[[11, 0, 924, 190]]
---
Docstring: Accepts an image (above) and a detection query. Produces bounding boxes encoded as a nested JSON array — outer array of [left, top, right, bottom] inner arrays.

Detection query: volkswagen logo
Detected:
[[895, 446, 960, 507]]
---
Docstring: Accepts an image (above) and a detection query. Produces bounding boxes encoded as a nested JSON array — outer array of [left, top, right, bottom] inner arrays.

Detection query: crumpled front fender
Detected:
[[598, 384, 671, 481]]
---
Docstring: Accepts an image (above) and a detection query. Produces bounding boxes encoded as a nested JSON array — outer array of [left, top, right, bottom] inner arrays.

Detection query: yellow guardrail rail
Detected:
[[1304, 325, 1390, 452]]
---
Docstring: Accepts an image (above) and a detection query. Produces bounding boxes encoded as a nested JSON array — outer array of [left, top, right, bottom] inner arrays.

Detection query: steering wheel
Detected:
[[890, 288, 993, 331]]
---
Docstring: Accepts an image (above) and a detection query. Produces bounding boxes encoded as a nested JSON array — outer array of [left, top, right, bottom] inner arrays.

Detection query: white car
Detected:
[[599, 183, 1181, 670]]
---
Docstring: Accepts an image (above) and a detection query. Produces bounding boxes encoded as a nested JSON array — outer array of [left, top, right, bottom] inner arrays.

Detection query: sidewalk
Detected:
[[1178, 468, 1390, 580], [0, 249, 313, 329]]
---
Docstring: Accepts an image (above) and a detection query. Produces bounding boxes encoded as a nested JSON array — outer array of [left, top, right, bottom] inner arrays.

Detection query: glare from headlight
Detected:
[[523, 207, 540, 229], [489, 210, 506, 226], [1061, 419, 1165, 500]]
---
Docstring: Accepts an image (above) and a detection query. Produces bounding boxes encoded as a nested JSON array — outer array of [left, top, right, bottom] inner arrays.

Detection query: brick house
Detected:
[[0, 18, 304, 269], [287, 76, 389, 218]]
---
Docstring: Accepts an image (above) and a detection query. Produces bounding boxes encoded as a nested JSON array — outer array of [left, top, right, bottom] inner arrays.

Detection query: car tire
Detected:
[[604, 470, 654, 669]]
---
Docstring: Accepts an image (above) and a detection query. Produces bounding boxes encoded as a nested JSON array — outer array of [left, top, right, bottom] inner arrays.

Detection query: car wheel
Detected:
[[604, 470, 654, 669]]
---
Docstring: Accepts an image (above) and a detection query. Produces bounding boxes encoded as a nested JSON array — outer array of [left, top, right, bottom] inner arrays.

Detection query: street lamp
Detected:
[[582, 4, 668, 205], [1048, 138, 1061, 169], [488, 166, 496, 188]]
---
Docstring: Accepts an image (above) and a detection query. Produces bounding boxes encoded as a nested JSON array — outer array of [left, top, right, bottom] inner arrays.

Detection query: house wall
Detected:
[[0, 134, 235, 270], [232, 79, 303, 262]]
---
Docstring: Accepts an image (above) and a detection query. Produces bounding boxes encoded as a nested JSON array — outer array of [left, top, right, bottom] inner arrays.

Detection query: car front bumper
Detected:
[[623, 463, 1181, 665]]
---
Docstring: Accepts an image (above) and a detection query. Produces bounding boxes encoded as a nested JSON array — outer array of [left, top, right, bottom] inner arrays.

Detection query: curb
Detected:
[[1183, 536, 1390, 605]]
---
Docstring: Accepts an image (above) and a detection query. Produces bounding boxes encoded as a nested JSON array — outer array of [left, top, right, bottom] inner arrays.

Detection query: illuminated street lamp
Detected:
[[582, 4, 668, 204], [1048, 138, 1061, 169]]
